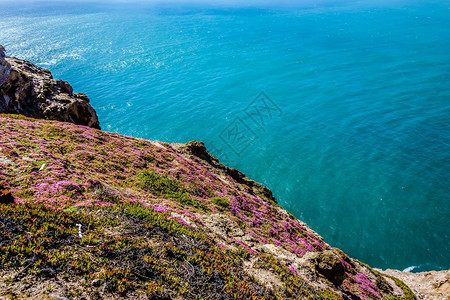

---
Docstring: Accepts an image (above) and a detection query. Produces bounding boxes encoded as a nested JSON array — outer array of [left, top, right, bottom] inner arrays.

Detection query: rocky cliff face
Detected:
[[0, 46, 100, 129], [376, 269, 450, 300], [0, 45, 11, 87]]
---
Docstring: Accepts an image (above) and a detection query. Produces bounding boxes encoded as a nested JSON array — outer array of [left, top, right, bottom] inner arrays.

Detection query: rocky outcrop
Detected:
[[376, 269, 450, 299], [303, 249, 346, 285], [0, 45, 11, 86], [0, 45, 100, 129]]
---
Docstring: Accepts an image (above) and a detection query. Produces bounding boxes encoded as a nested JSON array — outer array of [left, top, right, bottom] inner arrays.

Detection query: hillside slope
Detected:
[[0, 114, 415, 299]]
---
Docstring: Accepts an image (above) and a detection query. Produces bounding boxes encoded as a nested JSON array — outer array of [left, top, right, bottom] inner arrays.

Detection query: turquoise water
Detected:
[[1, 1, 449, 272]]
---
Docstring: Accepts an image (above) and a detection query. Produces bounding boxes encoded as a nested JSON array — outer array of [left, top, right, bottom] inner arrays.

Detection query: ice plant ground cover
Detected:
[[0, 114, 415, 299]]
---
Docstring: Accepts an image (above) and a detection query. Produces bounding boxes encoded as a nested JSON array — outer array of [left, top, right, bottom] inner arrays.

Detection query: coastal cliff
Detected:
[[0, 52, 447, 300], [0, 114, 415, 299], [0, 46, 100, 129]]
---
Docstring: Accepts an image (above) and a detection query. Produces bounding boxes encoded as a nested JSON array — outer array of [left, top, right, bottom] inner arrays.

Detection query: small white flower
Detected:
[[76, 223, 83, 238]]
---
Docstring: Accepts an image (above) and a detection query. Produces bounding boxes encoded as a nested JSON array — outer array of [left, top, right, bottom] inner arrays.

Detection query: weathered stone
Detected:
[[0, 45, 12, 86], [377, 268, 450, 300], [305, 249, 346, 285], [0, 46, 100, 129]]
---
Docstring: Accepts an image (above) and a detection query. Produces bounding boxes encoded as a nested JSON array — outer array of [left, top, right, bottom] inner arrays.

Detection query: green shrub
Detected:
[[211, 197, 231, 209], [137, 170, 181, 197], [43, 82, 53, 95], [382, 273, 416, 300], [178, 192, 208, 211]]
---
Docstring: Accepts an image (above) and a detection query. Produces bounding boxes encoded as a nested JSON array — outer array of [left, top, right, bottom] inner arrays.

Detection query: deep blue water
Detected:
[[1, 0, 449, 272]]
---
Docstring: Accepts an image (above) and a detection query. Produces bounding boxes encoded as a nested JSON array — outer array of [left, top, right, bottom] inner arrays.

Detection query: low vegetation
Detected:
[[0, 114, 415, 299]]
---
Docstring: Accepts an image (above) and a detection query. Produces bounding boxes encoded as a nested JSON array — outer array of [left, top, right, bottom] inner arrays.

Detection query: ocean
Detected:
[[1, 0, 449, 272]]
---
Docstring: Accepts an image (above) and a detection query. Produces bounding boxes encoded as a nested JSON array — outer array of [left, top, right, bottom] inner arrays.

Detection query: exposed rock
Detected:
[[202, 213, 246, 239], [376, 268, 450, 299], [0, 45, 11, 86], [243, 257, 284, 290], [0, 46, 100, 129], [303, 249, 346, 285]]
